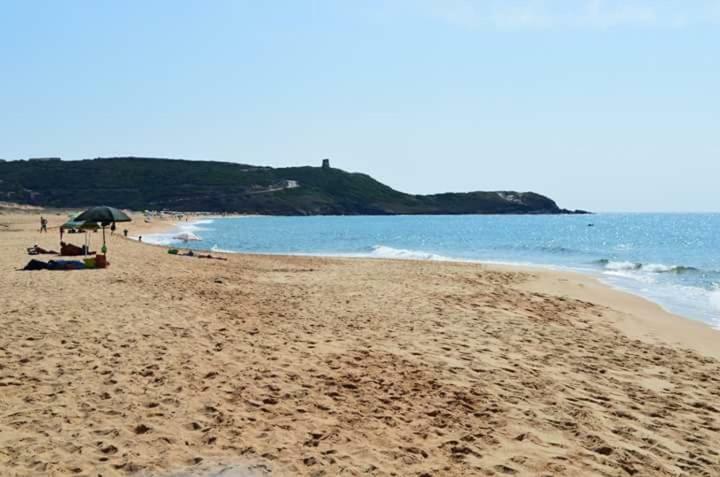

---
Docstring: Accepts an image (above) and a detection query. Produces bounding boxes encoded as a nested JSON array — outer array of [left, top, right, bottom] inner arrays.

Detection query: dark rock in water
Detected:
[[0, 157, 588, 216]]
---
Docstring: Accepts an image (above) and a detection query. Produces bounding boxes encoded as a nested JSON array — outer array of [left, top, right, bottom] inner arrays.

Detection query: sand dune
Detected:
[[1, 211, 719, 476]]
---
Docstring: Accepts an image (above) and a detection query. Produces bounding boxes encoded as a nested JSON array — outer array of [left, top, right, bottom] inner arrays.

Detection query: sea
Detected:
[[144, 214, 720, 329]]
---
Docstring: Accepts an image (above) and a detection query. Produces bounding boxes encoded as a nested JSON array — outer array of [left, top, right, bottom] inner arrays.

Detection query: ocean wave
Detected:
[[366, 245, 453, 261], [139, 234, 177, 245], [599, 274, 720, 327], [496, 244, 581, 255], [595, 259, 700, 274], [597, 260, 642, 271], [207, 244, 458, 262], [643, 264, 700, 274], [179, 223, 213, 232], [602, 270, 656, 284], [210, 245, 238, 254], [710, 287, 720, 313]]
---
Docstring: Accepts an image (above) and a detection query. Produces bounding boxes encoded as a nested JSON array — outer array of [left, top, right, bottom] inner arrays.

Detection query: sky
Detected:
[[1, 0, 719, 212]]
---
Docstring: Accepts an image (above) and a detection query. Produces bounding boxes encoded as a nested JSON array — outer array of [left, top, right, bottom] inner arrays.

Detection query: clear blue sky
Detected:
[[1, 1, 718, 212]]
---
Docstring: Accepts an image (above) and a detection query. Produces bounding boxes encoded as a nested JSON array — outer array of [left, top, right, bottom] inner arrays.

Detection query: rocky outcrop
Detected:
[[0, 157, 588, 215]]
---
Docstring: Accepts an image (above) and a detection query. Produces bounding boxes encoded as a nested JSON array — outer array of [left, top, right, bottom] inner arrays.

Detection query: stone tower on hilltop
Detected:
[[322, 158, 330, 169]]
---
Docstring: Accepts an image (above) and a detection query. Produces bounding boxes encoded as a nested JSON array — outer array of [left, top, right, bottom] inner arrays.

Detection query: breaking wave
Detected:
[[364, 245, 454, 261], [595, 259, 700, 274], [710, 287, 720, 315], [210, 245, 238, 254]]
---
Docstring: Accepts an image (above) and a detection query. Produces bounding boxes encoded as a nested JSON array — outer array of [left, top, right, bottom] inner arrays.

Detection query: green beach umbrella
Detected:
[[59, 219, 98, 255], [73, 206, 132, 253], [73, 206, 131, 224], [61, 219, 100, 231]]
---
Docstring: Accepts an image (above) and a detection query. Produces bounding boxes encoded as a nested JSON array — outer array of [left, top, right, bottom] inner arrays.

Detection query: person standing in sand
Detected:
[[40, 216, 47, 233]]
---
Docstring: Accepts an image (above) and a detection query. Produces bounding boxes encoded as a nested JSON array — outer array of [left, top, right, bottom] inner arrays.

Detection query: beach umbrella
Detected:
[[73, 206, 131, 224], [73, 206, 132, 253], [60, 219, 100, 255], [173, 231, 202, 242], [61, 219, 100, 231]]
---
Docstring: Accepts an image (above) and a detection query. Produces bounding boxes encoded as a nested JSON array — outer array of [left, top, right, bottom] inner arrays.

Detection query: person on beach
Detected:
[[123, 229, 128, 238], [110, 222, 116, 235], [40, 216, 48, 233], [27, 244, 56, 255]]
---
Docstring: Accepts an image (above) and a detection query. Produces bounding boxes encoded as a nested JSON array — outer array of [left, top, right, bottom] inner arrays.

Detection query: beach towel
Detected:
[[22, 259, 49, 270], [47, 260, 86, 270]]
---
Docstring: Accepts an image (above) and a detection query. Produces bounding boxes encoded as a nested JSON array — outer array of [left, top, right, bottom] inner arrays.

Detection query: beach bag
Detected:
[[95, 254, 108, 268]]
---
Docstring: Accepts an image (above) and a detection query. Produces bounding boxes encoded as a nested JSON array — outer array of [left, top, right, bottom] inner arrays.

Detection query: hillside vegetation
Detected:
[[0, 158, 585, 215]]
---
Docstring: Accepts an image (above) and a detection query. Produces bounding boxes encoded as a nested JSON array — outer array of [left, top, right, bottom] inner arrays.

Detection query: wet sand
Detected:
[[1, 210, 719, 476]]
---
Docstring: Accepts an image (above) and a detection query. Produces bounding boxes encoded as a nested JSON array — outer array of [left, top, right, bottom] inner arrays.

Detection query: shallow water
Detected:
[[146, 214, 720, 328]]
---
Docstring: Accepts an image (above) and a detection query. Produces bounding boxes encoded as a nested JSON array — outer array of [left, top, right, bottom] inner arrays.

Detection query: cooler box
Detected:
[[95, 254, 108, 268]]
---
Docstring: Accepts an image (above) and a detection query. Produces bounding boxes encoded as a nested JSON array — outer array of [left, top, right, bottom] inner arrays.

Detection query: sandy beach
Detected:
[[1, 209, 719, 477]]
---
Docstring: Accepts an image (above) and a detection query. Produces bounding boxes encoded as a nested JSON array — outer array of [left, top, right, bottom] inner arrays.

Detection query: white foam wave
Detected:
[[210, 245, 238, 254], [604, 261, 641, 271], [179, 221, 213, 232], [603, 270, 656, 284], [366, 245, 453, 261], [710, 288, 720, 313], [600, 261, 699, 274], [642, 263, 675, 273], [140, 233, 177, 245], [598, 272, 720, 327], [201, 245, 456, 262]]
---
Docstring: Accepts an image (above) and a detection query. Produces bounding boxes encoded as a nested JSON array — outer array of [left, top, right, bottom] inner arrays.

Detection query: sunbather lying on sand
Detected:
[[197, 254, 228, 261], [60, 242, 93, 256], [27, 245, 58, 255], [176, 250, 227, 261]]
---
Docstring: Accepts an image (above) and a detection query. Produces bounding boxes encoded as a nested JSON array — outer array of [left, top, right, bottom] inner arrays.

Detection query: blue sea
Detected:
[[145, 214, 720, 328]]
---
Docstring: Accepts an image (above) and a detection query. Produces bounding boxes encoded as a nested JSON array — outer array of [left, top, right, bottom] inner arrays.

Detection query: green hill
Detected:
[[0, 157, 586, 215]]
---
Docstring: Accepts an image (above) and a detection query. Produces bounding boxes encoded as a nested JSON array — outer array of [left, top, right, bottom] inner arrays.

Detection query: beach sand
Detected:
[[1, 210, 719, 476]]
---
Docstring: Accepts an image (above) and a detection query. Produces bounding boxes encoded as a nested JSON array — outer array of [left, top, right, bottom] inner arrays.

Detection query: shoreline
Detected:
[[142, 216, 720, 345], [3, 210, 720, 475], [15, 210, 720, 358]]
